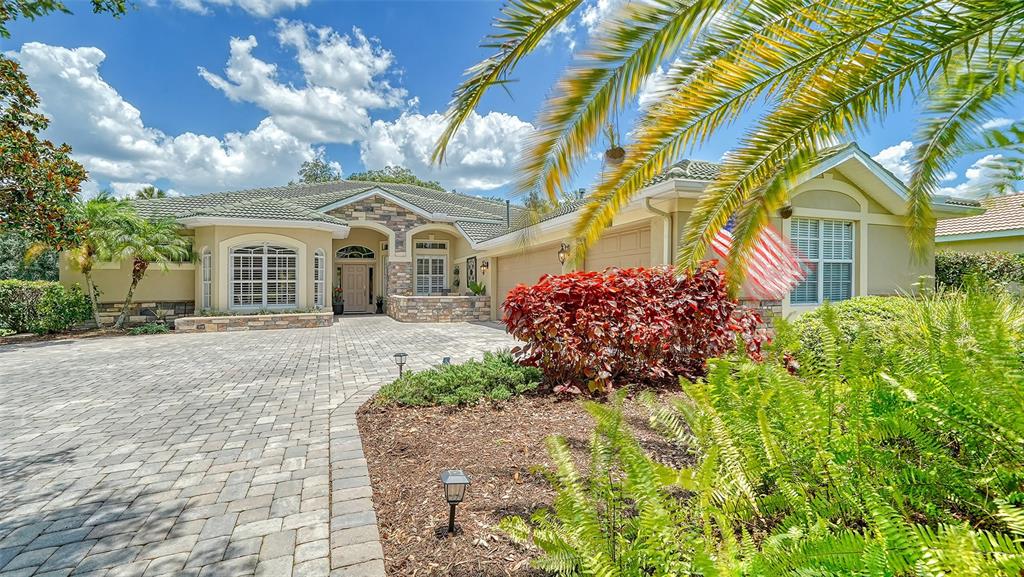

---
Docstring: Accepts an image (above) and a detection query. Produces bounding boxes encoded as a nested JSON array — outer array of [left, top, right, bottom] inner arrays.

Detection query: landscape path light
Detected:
[[440, 469, 471, 536], [393, 352, 408, 376]]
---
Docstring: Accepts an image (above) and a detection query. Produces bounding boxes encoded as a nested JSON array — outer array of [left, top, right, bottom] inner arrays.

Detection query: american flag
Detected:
[[710, 219, 806, 300]]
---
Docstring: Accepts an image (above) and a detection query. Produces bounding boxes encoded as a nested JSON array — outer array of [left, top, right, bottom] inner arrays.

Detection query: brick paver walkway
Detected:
[[0, 317, 515, 577]]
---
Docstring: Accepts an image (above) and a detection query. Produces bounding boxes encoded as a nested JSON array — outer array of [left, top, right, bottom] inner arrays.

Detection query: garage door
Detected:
[[496, 245, 563, 315], [585, 226, 651, 271]]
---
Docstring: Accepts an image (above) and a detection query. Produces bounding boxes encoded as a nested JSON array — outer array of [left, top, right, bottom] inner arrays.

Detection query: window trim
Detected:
[[790, 217, 855, 305], [229, 243, 299, 310]]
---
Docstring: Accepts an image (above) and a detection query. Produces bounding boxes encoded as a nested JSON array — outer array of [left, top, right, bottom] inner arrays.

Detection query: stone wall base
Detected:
[[175, 312, 334, 333], [739, 298, 782, 328], [96, 300, 195, 327], [387, 295, 491, 322]]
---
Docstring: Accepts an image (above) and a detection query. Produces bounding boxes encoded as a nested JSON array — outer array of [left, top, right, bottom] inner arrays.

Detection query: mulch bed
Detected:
[[357, 393, 687, 577]]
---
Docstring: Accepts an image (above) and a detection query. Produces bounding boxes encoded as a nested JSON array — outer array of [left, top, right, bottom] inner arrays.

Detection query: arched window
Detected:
[[314, 249, 326, 308], [201, 247, 212, 309], [336, 245, 375, 259], [230, 244, 297, 308]]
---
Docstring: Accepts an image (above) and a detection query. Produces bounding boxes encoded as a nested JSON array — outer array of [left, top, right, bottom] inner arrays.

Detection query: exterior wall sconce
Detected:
[[480, 260, 490, 274], [393, 352, 408, 376], [440, 469, 471, 536], [557, 242, 571, 265], [778, 203, 794, 219]]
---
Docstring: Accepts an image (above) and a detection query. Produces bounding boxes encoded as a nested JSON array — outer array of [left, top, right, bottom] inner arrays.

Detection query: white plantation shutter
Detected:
[[201, 248, 212, 309], [230, 245, 297, 308], [789, 218, 854, 305], [415, 256, 446, 295], [314, 249, 325, 308]]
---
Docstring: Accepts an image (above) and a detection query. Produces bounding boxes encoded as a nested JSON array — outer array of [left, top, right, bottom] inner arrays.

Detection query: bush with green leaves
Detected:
[[376, 351, 541, 406], [502, 289, 1024, 576], [0, 280, 91, 334], [127, 322, 170, 335], [936, 250, 1024, 289]]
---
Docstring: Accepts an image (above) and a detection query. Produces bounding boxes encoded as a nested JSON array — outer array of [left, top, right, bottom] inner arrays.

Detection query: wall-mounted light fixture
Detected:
[[778, 203, 794, 219], [557, 242, 571, 266], [480, 259, 490, 274]]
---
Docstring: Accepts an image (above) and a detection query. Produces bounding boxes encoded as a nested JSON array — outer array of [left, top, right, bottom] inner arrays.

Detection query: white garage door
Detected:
[[585, 226, 651, 271], [496, 245, 563, 316]]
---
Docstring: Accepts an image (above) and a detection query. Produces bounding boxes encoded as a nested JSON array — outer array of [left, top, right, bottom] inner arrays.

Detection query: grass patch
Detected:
[[127, 322, 170, 335], [376, 351, 542, 406]]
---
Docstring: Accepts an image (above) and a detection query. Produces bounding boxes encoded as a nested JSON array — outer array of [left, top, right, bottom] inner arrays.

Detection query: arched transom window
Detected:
[[336, 245, 375, 259], [230, 244, 297, 308]]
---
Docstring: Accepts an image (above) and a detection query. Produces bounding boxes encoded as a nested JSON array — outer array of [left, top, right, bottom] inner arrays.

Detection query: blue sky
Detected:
[[1, 0, 1010, 200]]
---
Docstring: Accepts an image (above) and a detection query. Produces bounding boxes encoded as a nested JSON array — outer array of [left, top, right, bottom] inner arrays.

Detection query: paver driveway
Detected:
[[0, 317, 515, 577]]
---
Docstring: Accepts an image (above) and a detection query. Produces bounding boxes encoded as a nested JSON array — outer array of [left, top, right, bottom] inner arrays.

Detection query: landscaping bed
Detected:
[[357, 393, 687, 577]]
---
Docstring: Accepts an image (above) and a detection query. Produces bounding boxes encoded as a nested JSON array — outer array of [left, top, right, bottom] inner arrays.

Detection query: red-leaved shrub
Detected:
[[502, 263, 768, 394]]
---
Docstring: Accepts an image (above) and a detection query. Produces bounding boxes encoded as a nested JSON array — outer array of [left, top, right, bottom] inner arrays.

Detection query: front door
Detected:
[[342, 264, 369, 313]]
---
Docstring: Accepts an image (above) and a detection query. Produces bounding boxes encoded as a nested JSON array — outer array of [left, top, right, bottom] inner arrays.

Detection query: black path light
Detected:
[[393, 352, 408, 376], [440, 469, 471, 536]]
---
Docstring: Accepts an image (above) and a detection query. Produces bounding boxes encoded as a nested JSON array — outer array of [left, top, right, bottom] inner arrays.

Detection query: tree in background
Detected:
[[348, 166, 446, 192], [0, 0, 126, 249], [293, 151, 341, 184], [0, 232, 57, 280], [107, 218, 191, 328], [134, 185, 166, 199], [436, 0, 1024, 288]]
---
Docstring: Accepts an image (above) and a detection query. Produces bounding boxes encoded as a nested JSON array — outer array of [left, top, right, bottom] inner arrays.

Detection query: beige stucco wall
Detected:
[[936, 236, 1024, 253], [60, 255, 196, 304], [868, 224, 933, 295]]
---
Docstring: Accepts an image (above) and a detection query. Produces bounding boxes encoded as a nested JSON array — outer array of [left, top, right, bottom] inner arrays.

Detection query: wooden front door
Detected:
[[342, 264, 369, 313]]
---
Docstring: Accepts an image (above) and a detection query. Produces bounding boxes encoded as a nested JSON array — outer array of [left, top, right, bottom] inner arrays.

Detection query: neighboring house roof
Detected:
[[935, 191, 1024, 239]]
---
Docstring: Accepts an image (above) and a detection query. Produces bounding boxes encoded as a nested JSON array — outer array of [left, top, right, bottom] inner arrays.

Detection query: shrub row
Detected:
[[376, 351, 542, 406], [0, 280, 92, 334], [502, 264, 768, 394], [935, 250, 1024, 288]]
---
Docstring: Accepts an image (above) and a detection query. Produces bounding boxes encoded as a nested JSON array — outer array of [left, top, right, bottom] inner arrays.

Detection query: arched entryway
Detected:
[[333, 227, 389, 313]]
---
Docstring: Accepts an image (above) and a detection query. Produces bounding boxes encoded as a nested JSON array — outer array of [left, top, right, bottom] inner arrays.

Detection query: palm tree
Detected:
[[28, 193, 137, 326], [435, 0, 1024, 283], [135, 186, 166, 199], [108, 218, 191, 328]]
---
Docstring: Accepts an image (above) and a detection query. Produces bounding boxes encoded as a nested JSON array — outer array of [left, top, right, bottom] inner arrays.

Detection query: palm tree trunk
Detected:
[[114, 259, 148, 329], [83, 270, 102, 327]]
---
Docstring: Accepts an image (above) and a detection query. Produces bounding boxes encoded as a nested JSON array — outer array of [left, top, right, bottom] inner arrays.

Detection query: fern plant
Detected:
[[504, 288, 1024, 576]]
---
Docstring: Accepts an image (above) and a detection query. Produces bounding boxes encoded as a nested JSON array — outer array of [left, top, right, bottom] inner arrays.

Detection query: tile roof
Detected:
[[130, 160, 720, 243], [181, 197, 349, 227], [935, 192, 1024, 237]]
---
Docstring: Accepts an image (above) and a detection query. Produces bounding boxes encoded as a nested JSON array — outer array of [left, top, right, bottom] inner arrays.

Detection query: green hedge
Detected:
[[935, 250, 1024, 288], [789, 295, 913, 359], [376, 351, 542, 406], [0, 280, 92, 334]]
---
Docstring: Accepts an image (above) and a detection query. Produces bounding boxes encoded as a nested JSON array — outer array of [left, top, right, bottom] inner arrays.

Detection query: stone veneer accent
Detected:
[[387, 295, 491, 322], [326, 195, 430, 254], [740, 298, 782, 328], [386, 260, 413, 296], [175, 311, 334, 333], [96, 300, 195, 327]]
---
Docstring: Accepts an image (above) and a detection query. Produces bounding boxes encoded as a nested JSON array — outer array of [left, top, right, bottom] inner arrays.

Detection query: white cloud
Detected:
[[13, 42, 317, 194], [166, 0, 309, 17], [109, 182, 154, 198], [360, 111, 534, 191], [939, 154, 1007, 197], [637, 59, 682, 108], [199, 20, 406, 144], [982, 117, 1014, 130], [580, 0, 625, 34], [872, 140, 914, 182]]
